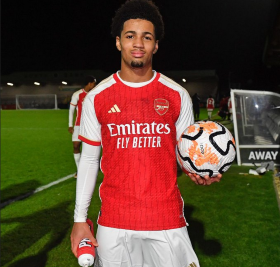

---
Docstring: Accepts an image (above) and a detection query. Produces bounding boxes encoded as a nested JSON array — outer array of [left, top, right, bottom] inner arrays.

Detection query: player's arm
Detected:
[[68, 104, 76, 134], [71, 94, 101, 256], [69, 93, 78, 134], [71, 142, 100, 257]]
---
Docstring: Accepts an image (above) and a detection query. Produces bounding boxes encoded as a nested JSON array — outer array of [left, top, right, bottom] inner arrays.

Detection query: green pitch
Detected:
[[1, 110, 75, 202], [1, 109, 280, 266]]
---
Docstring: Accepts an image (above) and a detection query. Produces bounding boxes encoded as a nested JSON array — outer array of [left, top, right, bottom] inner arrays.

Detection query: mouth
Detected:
[[131, 51, 145, 58]]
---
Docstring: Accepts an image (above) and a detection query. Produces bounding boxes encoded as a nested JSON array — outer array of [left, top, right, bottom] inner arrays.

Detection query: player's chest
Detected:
[[95, 87, 180, 124]]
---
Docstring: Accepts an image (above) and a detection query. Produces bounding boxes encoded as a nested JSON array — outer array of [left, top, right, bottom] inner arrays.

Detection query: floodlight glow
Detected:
[[62, 81, 67, 85], [7, 83, 14, 86], [182, 78, 186, 82], [255, 104, 259, 109], [34, 82, 40, 85]]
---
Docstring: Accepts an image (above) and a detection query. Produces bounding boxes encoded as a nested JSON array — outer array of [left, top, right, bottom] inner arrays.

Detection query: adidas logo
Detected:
[[108, 104, 121, 113]]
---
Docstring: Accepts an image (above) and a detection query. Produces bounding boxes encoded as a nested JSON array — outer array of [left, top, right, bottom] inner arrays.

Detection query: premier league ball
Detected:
[[177, 121, 236, 177]]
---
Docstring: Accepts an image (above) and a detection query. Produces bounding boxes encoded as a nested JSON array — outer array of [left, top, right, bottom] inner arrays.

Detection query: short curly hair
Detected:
[[111, 0, 164, 41], [84, 75, 96, 86]]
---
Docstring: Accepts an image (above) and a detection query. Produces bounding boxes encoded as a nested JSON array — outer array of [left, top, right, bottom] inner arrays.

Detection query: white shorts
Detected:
[[72, 126, 81, 142], [94, 225, 199, 267]]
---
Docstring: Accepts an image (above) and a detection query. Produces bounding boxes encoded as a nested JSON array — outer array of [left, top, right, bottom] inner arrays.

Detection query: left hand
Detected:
[[68, 126, 74, 134], [186, 172, 222, 185]]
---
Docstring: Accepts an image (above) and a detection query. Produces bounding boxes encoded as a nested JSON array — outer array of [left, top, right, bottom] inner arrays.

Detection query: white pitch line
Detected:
[[1, 173, 76, 209], [34, 173, 76, 193]]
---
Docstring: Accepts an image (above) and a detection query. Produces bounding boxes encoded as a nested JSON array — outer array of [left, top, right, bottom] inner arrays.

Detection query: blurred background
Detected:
[[1, 0, 280, 108]]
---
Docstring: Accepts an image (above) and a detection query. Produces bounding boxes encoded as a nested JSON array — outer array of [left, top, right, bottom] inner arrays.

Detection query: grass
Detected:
[[1, 110, 75, 202], [1, 109, 280, 267], [177, 165, 280, 266]]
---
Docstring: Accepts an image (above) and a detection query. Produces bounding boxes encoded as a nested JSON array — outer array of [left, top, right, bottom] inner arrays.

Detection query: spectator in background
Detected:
[[228, 97, 232, 120], [68, 75, 97, 178], [218, 95, 228, 120], [206, 95, 215, 120], [192, 93, 200, 120]]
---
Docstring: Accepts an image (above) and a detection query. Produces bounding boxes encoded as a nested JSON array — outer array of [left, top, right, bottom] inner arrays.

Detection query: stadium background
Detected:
[[2, 0, 280, 108]]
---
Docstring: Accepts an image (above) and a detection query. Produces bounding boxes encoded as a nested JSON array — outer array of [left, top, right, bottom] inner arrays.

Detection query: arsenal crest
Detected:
[[154, 98, 169, 115]]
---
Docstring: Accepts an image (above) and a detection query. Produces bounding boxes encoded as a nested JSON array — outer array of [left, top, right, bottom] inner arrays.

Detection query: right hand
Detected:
[[70, 222, 98, 257], [68, 127, 74, 134]]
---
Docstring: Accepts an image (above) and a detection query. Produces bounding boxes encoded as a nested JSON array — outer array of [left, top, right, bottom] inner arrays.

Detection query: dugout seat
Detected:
[[263, 109, 280, 144]]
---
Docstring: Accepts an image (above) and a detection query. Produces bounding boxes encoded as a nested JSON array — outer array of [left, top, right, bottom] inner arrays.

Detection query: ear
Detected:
[[153, 41, 159, 54], [116, 36, 121, 51]]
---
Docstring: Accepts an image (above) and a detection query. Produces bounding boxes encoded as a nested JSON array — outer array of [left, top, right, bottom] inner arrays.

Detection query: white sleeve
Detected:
[[69, 104, 76, 127], [74, 142, 101, 222], [175, 89, 194, 140], [79, 95, 102, 144]]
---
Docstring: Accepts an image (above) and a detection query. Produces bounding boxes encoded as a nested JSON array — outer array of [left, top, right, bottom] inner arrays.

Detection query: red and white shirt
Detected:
[[79, 71, 194, 230], [228, 97, 232, 111], [69, 89, 88, 126], [206, 98, 215, 110]]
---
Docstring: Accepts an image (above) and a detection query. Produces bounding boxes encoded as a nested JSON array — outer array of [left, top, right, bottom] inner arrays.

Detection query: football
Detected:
[[177, 121, 236, 177]]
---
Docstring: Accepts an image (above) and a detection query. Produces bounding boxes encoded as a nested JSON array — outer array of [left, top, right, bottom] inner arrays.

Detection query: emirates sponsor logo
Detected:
[[107, 120, 171, 149], [107, 120, 170, 136], [154, 98, 169, 115]]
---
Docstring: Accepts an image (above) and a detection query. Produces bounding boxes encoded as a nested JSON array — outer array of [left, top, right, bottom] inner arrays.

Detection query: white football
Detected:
[[177, 121, 236, 177]]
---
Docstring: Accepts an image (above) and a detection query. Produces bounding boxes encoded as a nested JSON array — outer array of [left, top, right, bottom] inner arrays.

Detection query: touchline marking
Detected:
[[34, 173, 76, 193], [0, 173, 76, 209]]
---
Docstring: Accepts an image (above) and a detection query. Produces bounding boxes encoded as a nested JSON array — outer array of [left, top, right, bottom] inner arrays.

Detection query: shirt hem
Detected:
[[78, 135, 101, 146], [97, 221, 187, 231]]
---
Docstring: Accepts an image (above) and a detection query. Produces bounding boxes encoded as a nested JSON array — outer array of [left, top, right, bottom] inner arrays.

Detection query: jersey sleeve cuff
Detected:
[[74, 217, 87, 223], [78, 135, 101, 146]]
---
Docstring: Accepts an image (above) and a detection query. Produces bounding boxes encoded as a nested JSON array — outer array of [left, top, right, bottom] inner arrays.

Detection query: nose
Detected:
[[133, 36, 144, 48]]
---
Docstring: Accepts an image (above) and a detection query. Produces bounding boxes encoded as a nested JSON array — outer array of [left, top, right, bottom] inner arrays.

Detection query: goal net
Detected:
[[15, 94, 58, 110]]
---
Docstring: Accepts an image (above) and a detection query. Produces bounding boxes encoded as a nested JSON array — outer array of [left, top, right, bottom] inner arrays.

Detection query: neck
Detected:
[[118, 63, 154, 83], [84, 86, 90, 92]]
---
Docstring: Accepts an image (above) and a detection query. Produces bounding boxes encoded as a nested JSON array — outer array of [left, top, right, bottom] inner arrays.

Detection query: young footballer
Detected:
[[71, 1, 222, 266], [206, 95, 215, 120], [68, 76, 96, 178]]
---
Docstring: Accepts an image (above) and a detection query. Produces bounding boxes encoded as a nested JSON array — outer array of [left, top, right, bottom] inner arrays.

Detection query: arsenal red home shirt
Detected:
[[79, 71, 194, 230]]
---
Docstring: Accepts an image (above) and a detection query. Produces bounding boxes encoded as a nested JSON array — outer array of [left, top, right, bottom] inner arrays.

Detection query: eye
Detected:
[[126, 35, 133, 39], [144, 36, 152, 40]]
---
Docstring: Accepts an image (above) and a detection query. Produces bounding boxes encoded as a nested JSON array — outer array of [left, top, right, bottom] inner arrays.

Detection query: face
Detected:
[[88, 82, 96, 91], [116, 19, 158, 69]]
